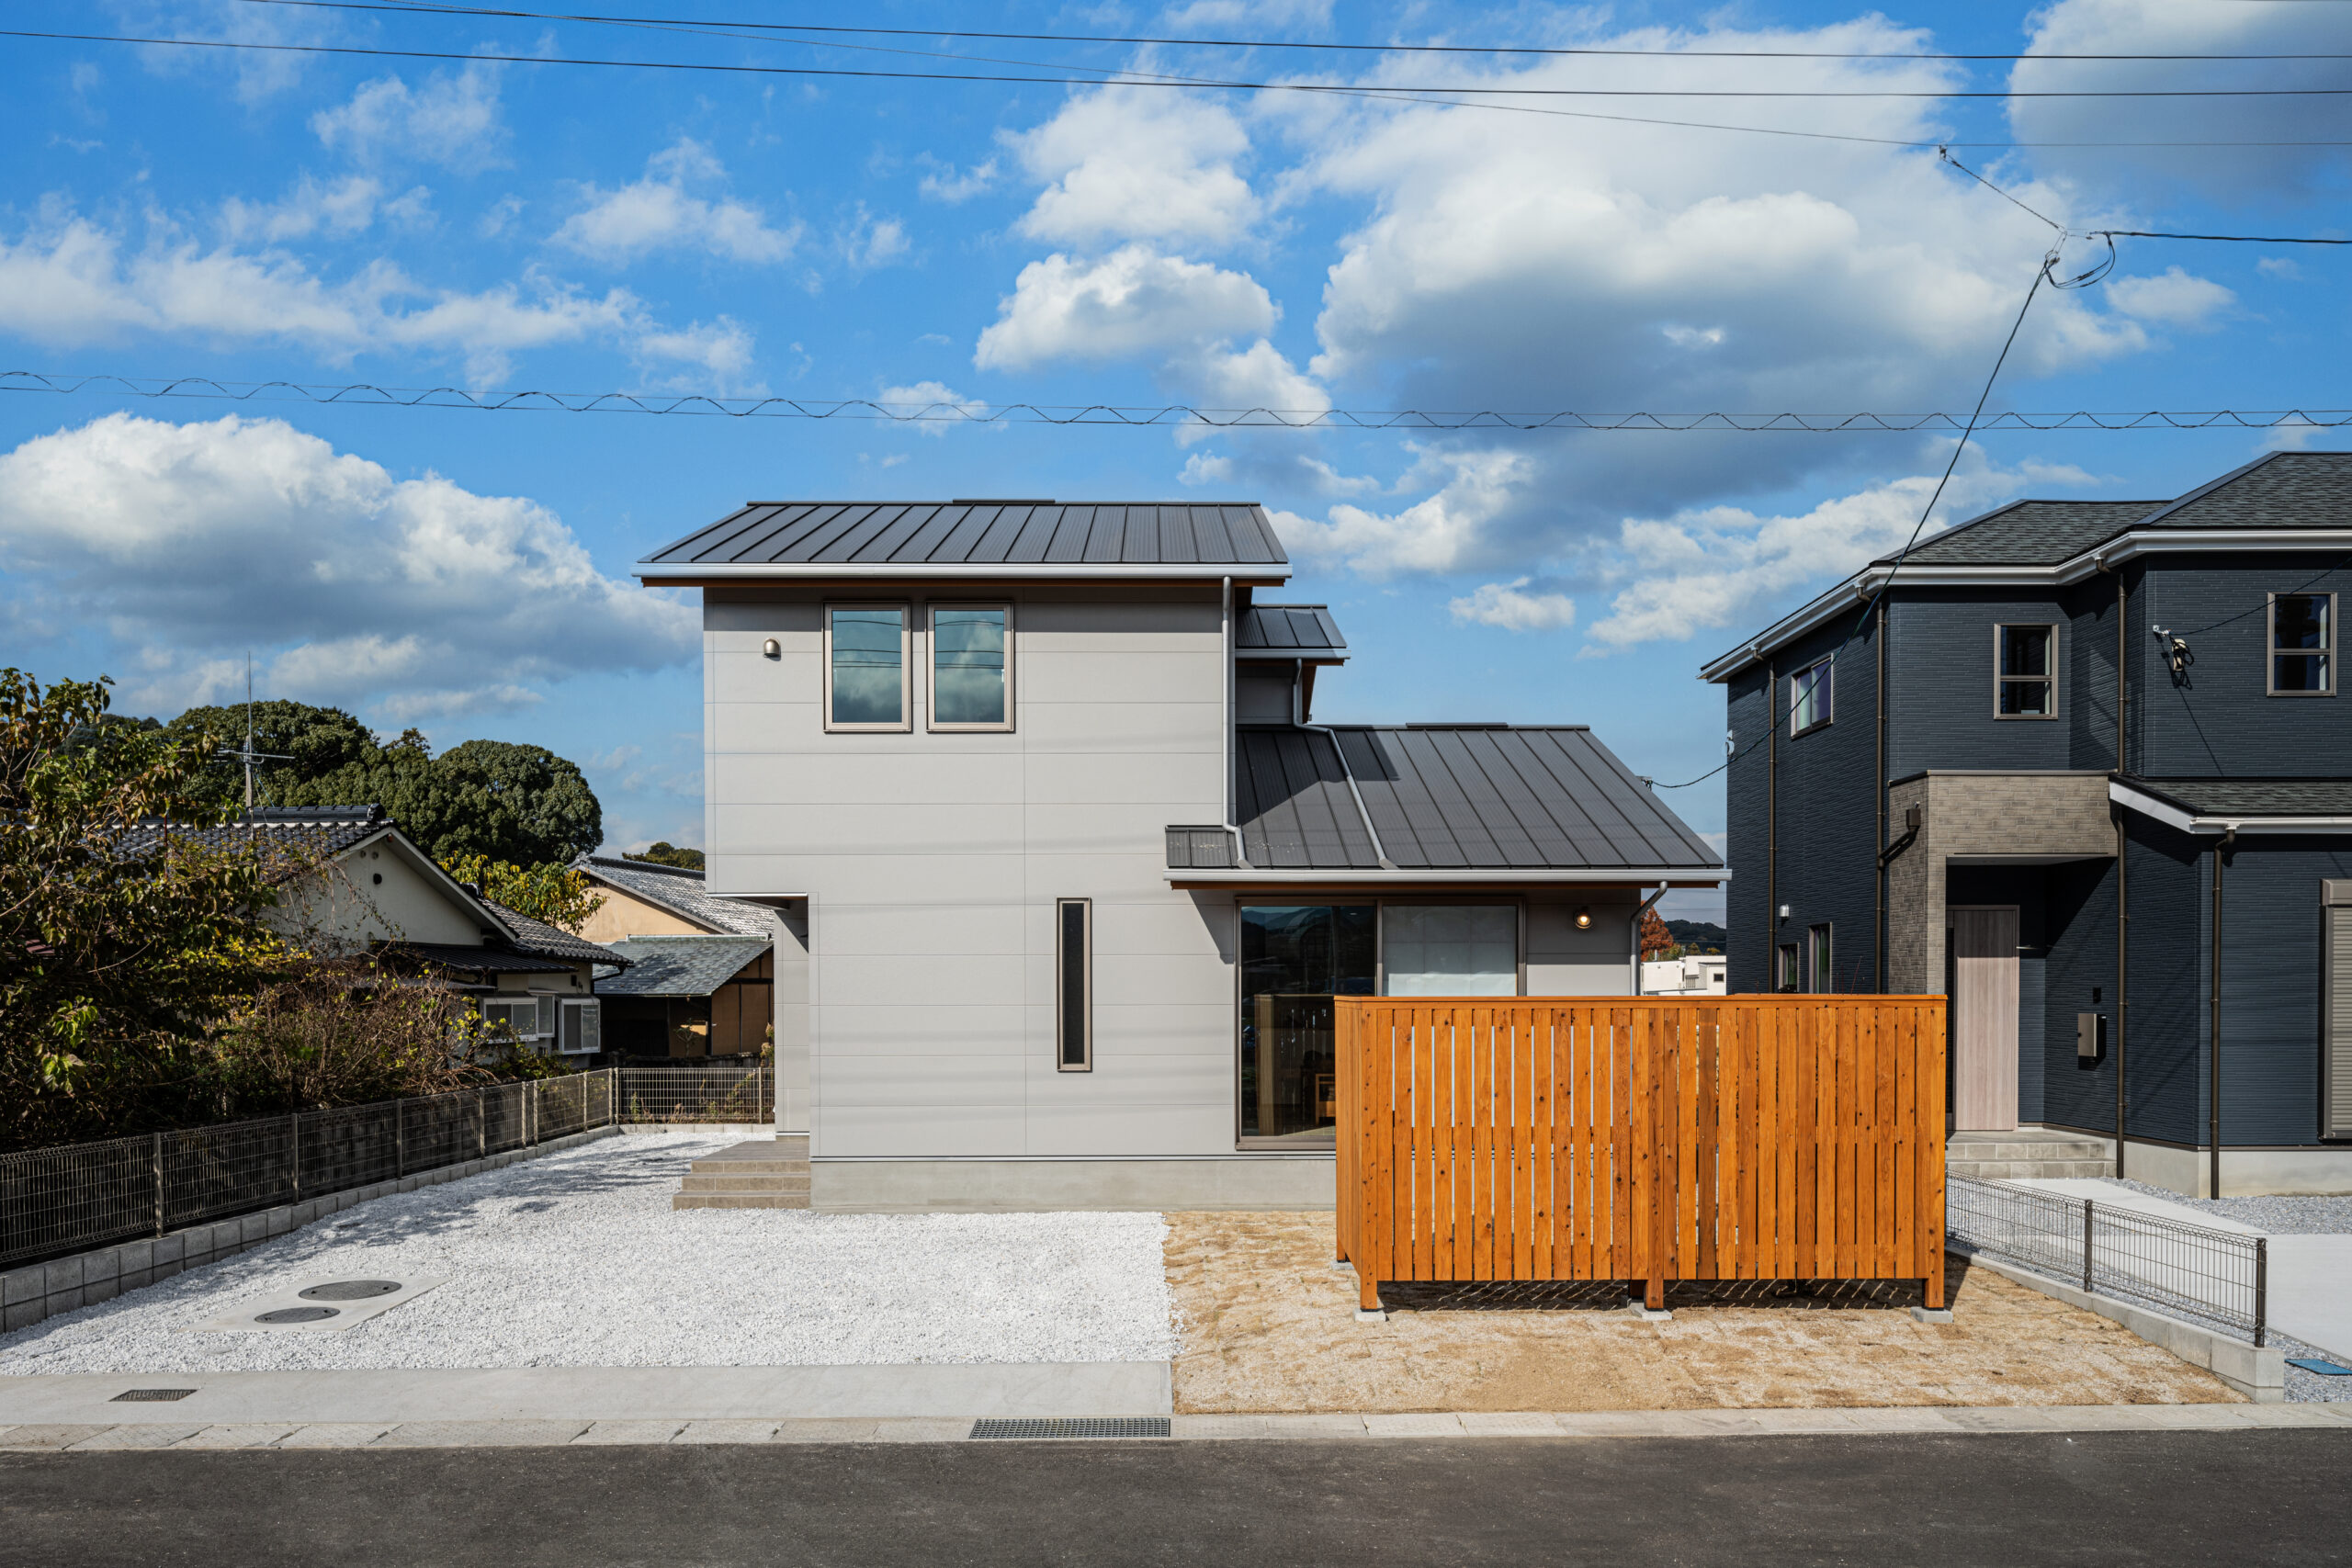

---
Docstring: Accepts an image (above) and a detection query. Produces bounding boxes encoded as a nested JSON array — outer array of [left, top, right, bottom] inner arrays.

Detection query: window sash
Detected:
[[929, 603, 1013, 730], [1789, 659, 1831, 735], [825, 604, 910, 729], [1807, 924, 1833, 994], [1057, 897, 1091, 1072], [2270, 592, 2335, 697], [1381, 904, 1519, 997], [1995, 625, 2057, 719]]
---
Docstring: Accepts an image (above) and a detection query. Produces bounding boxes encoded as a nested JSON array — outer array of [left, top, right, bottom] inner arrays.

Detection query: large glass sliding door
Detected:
[[1239, 905, 1374, 1144]]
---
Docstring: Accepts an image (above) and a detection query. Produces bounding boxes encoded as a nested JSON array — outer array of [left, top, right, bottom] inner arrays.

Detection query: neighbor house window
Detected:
[[1789, 658, 1832, 736], [2270, 592, 2335, 696], [1057, 897, 1091, 1072], [1381, 905, 1519, 997], [825, 604, 910, 730], [481, 997, 544, 1042], [1996, 625, 2057, 717], [557, 998, 601, 1055], [1776, 944, 1799, 993], [1240, 904, 1374, 1144], [931, 604, 1012, 729], [1808, 923, 1834, 994]]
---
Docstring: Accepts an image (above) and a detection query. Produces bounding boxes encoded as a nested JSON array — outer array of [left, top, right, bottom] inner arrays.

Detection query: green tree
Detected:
[[439, 852, 605, 931], [624, 841, 704, 871], [159, 699, 378, 809], [0, 671, 287, 1149], [277, 735, 602, 867]]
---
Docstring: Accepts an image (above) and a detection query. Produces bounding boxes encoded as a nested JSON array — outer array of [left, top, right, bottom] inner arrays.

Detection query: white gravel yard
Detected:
[[0, 1132, 1178, 1375]]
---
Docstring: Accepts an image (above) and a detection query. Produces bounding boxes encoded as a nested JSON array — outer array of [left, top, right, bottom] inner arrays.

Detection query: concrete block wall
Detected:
[[0, 1125, 617, 1337]]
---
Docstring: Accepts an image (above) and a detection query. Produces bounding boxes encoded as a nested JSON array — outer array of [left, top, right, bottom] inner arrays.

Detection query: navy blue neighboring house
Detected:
[[1703, 451, 2352, 1197]]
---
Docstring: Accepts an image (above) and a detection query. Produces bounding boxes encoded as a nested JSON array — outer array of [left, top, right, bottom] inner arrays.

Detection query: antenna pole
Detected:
[[243, 653, 255, 813]]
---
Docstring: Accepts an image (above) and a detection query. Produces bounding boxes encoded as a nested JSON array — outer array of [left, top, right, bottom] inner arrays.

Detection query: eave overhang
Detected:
[[1701, 527, 2352, 683], [1166, 868, 1729, 888], [2109, 779, 2352, 837], [637, 562, 1291, 587]]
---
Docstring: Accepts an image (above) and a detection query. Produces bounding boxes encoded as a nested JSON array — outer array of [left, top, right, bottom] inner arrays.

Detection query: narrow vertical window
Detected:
[[2270, 593, 2334, 696], [1996, 625, 2057, 717], [1776, 943, 1799, 993], [1808, 923, 1834, 994], [1789, 658, 1832, 736], [1057, 897, 1091, 1071], [825, 604, 910, 729], [931, 604, 1012, 729]]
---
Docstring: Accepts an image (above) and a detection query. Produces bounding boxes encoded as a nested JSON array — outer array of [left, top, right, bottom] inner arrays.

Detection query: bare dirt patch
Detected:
[[1166, 1211, 2241, 1414]]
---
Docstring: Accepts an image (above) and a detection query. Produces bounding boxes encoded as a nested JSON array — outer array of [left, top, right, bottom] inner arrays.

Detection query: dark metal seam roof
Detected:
[[1238, 604, 1348, 655], [640, 502, 1289, 568], [1235, 730, 1381, 869]]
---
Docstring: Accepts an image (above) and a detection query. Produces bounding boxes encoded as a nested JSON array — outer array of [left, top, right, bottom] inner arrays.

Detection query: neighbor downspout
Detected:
[[1221, 575, 1235, 836], [2211, 824, 2235, 1199], [1632, 886, 1668, 996], [1767, 656, 1778, 990], [1875, 595, 1887, 991], [2112, 558, 2129, 1180]]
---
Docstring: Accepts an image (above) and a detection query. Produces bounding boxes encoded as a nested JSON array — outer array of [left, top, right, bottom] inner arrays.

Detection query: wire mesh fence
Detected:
[[1946, 1174, 2267, 1345], [616, 1062, 774, 1124], [0, 1068, 663, 1272]]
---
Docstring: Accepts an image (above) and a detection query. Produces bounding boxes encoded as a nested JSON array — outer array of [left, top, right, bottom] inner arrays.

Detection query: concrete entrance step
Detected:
[[673, 1138, 812, 1210], [1948, 1128, 2113, 1180]]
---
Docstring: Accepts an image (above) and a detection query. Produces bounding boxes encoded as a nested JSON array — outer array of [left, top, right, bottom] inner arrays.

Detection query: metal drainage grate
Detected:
[[254, 1306, 340, 1325], [299, 1280, 402, 1301], [968, 1417, 1171, 1441], [110, 1388, 198, 1403]]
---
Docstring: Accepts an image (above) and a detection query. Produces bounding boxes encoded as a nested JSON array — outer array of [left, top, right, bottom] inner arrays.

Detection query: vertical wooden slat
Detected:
[[1805, 1002, 1828, 1280], [1575, 1006, 1598, 1280], [1875, 1000, 1898, 1280], [1838, 1004, 1860, 1281], [1894, 1001, 1917, 1280], [1695, 1006, 1720, 1280], [1516, 1007, 1539, 1281], [1736, 1005, 1759, 1280], [1924, 999, 1948, 1308]]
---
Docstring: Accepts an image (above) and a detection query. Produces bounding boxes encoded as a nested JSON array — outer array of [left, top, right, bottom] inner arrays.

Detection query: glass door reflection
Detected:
[[1239, 905, 1374, 1143]]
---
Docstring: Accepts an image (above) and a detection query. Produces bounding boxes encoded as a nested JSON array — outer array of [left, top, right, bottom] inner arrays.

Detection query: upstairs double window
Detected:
[[2270, 592, 2335, 696], [1996, 624, 2057, 718], [823, 603, 1013, 731]]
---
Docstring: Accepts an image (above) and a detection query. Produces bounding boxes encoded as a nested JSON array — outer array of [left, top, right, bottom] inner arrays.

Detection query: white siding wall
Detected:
[[705, 585, 1231, 1160]]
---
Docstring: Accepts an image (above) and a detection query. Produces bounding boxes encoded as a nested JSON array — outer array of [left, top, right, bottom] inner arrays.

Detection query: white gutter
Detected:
[[2109, 779, 2352, 835], [638, 561, 1292, 582], [1167, 868, 1729, 886], [1701, 527, 2352, 682]]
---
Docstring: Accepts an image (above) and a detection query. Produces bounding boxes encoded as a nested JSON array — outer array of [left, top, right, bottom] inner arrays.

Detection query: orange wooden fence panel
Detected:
[[1335, 996, 1948, 1313]]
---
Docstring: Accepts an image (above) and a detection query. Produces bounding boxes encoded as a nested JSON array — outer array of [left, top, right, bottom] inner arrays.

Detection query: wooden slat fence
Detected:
[[1335, 996, 1948, 1312]]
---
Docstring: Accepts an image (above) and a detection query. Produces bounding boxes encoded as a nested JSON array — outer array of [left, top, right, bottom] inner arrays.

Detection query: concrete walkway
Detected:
[[6, 1401, 2350, 1450], [2018, 1179, 2352, 1364]]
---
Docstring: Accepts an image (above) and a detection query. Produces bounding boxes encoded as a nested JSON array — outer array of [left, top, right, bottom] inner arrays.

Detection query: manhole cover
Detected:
[[299, 1280, 402, 1301], [254, 1306, 340, 1324]]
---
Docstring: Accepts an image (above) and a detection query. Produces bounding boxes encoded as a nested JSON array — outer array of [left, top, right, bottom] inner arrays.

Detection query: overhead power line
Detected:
[[17, 26, 2352, 97], [7, 372, 2351, 433], [235, 0, 2352, 62]]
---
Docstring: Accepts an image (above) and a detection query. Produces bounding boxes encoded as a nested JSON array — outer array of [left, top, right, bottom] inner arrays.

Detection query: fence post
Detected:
[[2255, 1235, 2268, 1348], [532, 1079, 541, 1145], [478, 1087, 486, 1158], [152, 1131, 164, 1238], [2081, 1200, 2096, 1295], [290, 1111, 301, 1203], [395, 1099, 405, 1179]]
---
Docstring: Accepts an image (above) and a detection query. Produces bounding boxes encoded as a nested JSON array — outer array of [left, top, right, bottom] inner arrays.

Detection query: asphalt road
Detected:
[[6, 1431, 2347, 1567]]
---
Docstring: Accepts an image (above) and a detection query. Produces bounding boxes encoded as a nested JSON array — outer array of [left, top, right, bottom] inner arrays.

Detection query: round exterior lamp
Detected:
[[1574, 907, 1592, 930], [762, 637, 781, 659]]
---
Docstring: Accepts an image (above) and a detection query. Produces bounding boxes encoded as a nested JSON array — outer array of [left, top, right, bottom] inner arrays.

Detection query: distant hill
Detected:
[[1666, 919, 1726, 953]]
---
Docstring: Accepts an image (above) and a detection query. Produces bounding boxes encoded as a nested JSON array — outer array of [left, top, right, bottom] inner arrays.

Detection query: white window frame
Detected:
[[1789, 657, 1832, 737], [822, 602, 913, 732], [927, 601, 1015, 732], [2267, 591, 2335, 698], [1056, 897, 1091, 1072], [558, 997, 602, 1055], [1995, 623, 2060, 720], [481, 996, 546, 1043]]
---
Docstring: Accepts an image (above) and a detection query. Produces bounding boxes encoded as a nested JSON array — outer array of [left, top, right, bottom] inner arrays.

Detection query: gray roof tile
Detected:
[[2126, 777, 2352, 818], [574, 855, 775, 937], [1883, 500, 2168, 567], [594, 936, 771, 997], [640, 501, 1288, 570]]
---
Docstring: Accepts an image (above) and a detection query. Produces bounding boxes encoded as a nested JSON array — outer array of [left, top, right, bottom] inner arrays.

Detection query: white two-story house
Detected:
[[638, 500, 1725, 1210]]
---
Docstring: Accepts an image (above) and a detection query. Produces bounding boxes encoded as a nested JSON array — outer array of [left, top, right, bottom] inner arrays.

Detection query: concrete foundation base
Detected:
[[1624, 1303, 1673, 1322], [1910, 1306, 1956, 1324], [2114, 1138, 2352, 1198], [811, 1156, 1336, 1213]]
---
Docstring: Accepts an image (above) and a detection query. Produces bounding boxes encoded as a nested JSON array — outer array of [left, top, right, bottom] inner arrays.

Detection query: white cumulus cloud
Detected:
[[1009, 88, 1259, 247], [877, 380, 989, 436], [975, 244, 1274, 369], [311, 66, 507, 172], [1449, 578, 1577, 632], [554, 139, 799, 266], [2106, 267, 2235, 331], [0, 413, 696, 717]]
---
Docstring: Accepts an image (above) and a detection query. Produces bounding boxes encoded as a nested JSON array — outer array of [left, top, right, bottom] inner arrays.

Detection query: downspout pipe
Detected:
[[2211, 823, 2235, 1198], [2109, 556, 2129, 1180], [1221, 575, 1235, 844]]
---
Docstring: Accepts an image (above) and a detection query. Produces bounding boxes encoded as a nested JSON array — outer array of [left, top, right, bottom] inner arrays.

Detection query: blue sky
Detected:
[[2, 0, 2346, 919]]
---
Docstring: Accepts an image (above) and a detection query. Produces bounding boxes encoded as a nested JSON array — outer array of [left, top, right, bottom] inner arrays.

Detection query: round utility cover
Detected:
[[299, 1280, 402, 1301], [254, 1306, 340, 1324]]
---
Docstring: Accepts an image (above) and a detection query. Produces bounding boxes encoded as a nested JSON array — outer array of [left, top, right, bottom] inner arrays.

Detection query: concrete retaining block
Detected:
[[1958, 1249, 2285, 1402]]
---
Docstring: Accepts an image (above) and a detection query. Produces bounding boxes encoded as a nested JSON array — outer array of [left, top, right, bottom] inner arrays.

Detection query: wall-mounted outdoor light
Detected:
[[762, 637, 781, 660], [1574, 907, 1592, 930], [1778, 904, 1791, 921]]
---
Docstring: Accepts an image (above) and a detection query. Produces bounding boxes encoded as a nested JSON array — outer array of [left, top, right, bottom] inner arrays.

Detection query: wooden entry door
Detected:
[[1951, 907, 2020, 1132]]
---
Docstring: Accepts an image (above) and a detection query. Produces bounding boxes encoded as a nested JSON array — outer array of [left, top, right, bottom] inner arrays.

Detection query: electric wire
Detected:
[[232, 0, 2352, 62], [7, 373, 2352, 433], [18, 25, 2352, 96]]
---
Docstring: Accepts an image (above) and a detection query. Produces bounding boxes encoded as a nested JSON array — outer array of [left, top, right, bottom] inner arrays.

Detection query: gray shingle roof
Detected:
[[1237, 604, 1347, 658], [1223, 726, 1724, 872], [2135, 451, 2352, 535], [1883, 501, 2168, 567], [391, 944, 585, 976], [594, 936, 771, 997], [575, 855, 773, 937], [639, 502, 1288, 570], [119, 805, 390, 866], [2125, 777, 2352, 818]]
